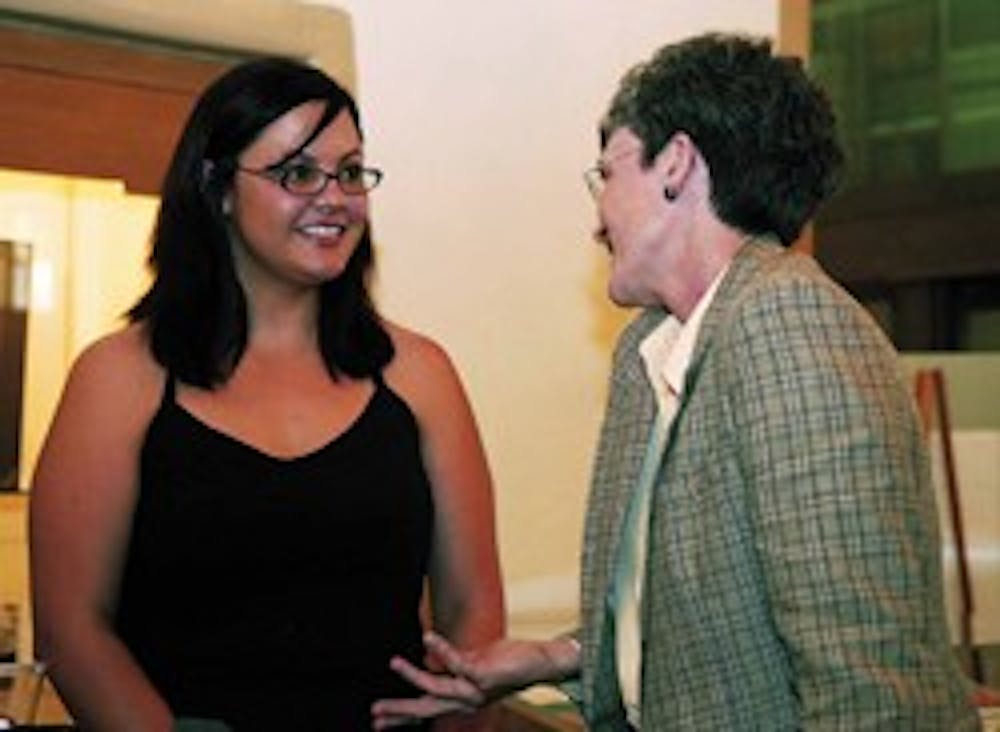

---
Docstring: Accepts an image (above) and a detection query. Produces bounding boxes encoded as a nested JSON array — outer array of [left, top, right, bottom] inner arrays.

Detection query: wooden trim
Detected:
[[816, 206, 1000, 284], [0, 23, 233, 93], [815, 169, 1000, 283], [0, 65, 203, 194], [0, 21, 234, 193], [0, 492, 28, 511], [777, 0, 811, 60], [0, 0, 356, 194], [819, 168, 1000, 223], [778, 0, 816, 255], [0, 0, 356, 94]]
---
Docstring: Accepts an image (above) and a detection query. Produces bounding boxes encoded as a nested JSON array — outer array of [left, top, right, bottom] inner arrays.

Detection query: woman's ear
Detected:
[[655, 131, 696, 199], [202, 159, 232, 215], [200, 159, 216, 193]]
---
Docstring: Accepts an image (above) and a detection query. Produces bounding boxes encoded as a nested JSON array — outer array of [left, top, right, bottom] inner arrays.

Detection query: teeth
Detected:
[[301, 224, 345, 237]]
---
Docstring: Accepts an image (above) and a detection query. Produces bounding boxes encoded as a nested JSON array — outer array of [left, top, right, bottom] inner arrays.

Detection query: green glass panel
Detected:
[[810, 0, 1000, 190]]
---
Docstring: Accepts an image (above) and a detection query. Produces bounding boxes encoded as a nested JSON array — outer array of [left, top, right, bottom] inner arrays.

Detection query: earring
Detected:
[[664, 187, 677, 201]]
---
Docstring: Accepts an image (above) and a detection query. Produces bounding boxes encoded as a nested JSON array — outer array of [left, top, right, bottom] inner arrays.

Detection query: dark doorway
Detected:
[[0, 240, 30, 490]]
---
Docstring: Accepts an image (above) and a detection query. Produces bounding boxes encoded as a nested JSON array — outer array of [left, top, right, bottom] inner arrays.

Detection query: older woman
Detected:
[[374, 32, 976, 731]]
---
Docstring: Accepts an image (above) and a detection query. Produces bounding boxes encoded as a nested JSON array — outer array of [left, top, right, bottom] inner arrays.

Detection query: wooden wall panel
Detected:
[[0, 23, 234, 193], [816, 170, 1000, 284], [0, 65, 196, 193]]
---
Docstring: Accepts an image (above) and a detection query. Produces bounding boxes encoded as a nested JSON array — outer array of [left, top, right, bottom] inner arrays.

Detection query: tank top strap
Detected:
[[160, 371, 177, 408]]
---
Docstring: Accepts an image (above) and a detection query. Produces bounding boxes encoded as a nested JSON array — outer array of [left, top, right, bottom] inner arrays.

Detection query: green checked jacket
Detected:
[[578, 239, 979, 730]]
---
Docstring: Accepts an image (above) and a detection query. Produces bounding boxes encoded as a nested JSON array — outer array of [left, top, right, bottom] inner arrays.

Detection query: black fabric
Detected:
[[114, 376, 433, 730]]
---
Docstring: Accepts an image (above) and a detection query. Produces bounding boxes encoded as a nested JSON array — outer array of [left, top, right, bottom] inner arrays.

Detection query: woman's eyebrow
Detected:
[[277, 146, 365, 168]]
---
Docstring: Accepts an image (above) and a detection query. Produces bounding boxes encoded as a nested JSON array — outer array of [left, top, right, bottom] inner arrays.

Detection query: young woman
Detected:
[[30, 58, 504, 731]]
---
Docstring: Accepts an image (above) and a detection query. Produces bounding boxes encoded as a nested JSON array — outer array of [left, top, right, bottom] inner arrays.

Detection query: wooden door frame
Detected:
[[0, 1, 355, 193], [0, 0, 355, 89]]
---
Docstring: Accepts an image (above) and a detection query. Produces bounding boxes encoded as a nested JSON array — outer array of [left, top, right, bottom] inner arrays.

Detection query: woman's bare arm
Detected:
[[30, 327, 173, 731]]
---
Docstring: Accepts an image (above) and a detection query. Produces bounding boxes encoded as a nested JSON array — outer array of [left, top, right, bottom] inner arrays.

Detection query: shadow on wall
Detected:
[[584, 250, 633, 356]]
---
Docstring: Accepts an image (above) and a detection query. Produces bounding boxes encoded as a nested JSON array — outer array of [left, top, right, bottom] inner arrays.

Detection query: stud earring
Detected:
[[664, 187, 677, 201]]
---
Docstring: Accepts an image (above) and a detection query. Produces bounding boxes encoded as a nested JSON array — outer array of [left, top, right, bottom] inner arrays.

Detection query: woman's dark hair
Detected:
[[601, 33, 844, 246], [129, 56, 392, 387]]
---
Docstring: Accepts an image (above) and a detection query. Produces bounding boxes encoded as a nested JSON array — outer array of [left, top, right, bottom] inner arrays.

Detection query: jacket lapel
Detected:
[[582, 308, 662, 724]]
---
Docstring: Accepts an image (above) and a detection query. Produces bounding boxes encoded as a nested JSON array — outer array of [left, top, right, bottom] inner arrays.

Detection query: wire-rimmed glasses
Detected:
[[237, 160, 383, 197], [582, 146, 643, 199]]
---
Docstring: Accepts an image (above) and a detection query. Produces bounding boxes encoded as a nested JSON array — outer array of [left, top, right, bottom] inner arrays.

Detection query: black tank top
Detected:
[[114, 375, 434, 730]]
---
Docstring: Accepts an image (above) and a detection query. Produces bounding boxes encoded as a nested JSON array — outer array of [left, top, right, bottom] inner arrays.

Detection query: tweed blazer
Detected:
[[577, 240, 978, 730]]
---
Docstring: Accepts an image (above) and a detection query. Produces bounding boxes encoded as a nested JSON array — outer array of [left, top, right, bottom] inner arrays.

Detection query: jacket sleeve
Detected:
[[718, 267, 975, 729]]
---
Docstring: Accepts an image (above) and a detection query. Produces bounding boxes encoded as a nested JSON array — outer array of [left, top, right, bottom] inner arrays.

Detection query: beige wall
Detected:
[[323, 0, 780, 634], [4, 0, 994, 658], [0, 172, 155, 663], [0, 171, 156, 489], [1, 1, 781, 640], [901, 354, 1000, 646]]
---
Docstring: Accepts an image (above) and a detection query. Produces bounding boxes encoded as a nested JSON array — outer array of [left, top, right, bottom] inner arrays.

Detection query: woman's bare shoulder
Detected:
[[65, 324, 164, 417], [382, 320, 463, 406], [384, 320, 450, 364], [31, 324, 165, 500]]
